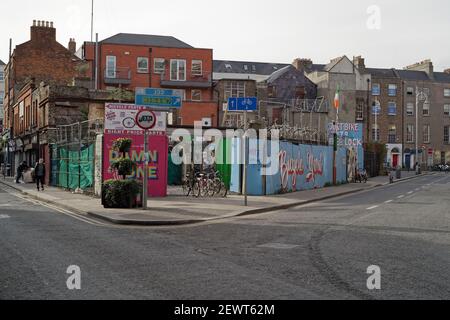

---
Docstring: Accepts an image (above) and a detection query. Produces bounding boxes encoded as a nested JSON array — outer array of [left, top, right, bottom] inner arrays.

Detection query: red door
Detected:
[[392, 154, 399, 168]]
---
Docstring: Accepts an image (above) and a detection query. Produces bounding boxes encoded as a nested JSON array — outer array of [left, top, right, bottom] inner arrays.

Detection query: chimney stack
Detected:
[[68, 38, 77, 54], [31, 20, 56, 42], [292, 58, 313, 73], [353, 56, 366, 71], [444, 68, 450, 74], [405, 59, 434, 79]]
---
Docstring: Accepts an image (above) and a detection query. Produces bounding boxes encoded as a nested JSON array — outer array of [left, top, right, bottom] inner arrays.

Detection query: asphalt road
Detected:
[[1, 173, 449, 300]]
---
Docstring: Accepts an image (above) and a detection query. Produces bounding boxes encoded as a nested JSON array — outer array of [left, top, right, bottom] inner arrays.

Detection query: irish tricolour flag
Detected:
[[334, 87, 340, 110]]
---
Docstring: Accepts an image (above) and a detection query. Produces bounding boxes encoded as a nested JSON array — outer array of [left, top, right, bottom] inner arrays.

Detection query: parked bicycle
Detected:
[[182, 169, 228, 198]]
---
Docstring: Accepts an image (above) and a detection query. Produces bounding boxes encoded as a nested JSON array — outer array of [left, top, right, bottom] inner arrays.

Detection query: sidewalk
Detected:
[[0, 171, 428, 226]]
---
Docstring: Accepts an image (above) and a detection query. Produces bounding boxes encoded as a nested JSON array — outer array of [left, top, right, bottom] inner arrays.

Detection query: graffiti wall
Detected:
[[240, 140, 348, 196], [328, 123, 364, 172], [103, 133, 168, 198]]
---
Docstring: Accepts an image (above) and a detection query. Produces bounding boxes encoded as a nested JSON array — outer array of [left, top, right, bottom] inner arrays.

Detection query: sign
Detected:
[[428, 148, 433, 155], [328, 123, 364, 170], [105, 103, 166, 134], [372, 105, 381, 115], [228, 97, 258, 112], [135, 88, 183, 109], [136, 110, 157, 130]]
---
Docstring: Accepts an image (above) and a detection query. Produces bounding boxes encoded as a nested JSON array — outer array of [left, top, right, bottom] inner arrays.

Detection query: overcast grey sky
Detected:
[[1, 0, 449, 70]]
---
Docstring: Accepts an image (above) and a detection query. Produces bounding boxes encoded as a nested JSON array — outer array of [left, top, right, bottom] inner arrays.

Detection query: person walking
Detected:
[[34, 159, 46, 191], [16, 161, 28, 184]]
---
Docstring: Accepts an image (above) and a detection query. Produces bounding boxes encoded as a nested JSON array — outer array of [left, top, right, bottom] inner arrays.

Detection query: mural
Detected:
[[103, 133, 168, 198], [328, 123, 364, 171]]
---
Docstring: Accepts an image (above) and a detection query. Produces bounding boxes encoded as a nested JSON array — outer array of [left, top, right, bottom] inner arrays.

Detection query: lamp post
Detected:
[[415, 86, 429, 173]]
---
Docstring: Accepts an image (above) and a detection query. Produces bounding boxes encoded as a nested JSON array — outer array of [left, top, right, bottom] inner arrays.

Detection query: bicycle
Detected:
[[182, 172, 200, 198]]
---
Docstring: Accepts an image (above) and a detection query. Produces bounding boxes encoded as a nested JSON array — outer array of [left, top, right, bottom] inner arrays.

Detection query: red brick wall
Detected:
[[180, 101, 218, 127]]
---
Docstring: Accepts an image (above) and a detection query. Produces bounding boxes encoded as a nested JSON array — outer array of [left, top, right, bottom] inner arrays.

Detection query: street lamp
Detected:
[[415, 86, 429, 173]]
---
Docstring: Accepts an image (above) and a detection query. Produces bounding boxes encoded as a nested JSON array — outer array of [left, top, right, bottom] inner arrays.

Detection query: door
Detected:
[[405, 154, 411, 169], [392, 154, 399, 168]]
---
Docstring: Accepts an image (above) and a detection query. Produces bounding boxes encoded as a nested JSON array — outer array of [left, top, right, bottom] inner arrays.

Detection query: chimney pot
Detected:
[[33, 20, 36, 26], [45, 21, 49, 27], [50, 21, 54, 28]]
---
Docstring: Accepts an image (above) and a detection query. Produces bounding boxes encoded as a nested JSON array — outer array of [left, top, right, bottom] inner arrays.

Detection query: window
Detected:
[[423, 102, 430, 116], [388, 102, 397, 115], [388, 84, 397, 96], [224, 81, 245, 99], [191, 90, 202, 101], [407, 87, 414, 95], [444, 104, 450, 116], [406, 103, 414, 116], [372, 100, 381, 115], [154, 58, 165, 74], [0, 71, 4, 81], [252, 65, 256, 72], [388, 125, 397, 143], [407, 124, 415, 143], [137, 57, 149, 73], [170, 59, 186, 81], [372, 83, 380, 96], [106, 56, 116, 78], [444, 126, 450, 144], [423, 125, 430, 144], [372, 124, 380, 142], [243, 65, 248, 71], [445, 88, 450, 97], [191, 60, 203, 76], [0, 91, 3, 104], [356, 99, 364, 121]]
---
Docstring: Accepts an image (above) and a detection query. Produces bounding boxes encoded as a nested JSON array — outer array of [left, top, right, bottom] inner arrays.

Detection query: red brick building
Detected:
[[82, 33, 217, 126], [3, 20, 83, 173]]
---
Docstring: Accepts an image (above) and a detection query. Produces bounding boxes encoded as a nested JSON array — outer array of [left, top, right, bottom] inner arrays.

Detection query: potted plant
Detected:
[[102, 138, 142, 208]]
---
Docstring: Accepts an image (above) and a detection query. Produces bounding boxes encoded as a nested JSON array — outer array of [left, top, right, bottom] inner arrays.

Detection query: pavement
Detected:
[[0, 170, 428, 226], [0, 172, 449, 299]]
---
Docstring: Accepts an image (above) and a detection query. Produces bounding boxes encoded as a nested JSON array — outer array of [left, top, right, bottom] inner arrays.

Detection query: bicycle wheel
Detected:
[[200, 179, 209, 197], [182, 180, 191, 197], [218, 182, 228, 198], [192, 180, 201, 198]]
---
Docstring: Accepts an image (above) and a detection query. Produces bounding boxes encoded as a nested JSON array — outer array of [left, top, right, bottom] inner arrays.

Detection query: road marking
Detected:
[[0, 214, 10, 219], [407, 191, 414, 195], [258, 243, 300, 250], [366, 205, 379, 210], [397, 195, 405, 199], [384, 200, 393, 204]]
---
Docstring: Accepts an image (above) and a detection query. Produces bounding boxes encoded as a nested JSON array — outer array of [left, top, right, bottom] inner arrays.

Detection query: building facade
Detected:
[[82, 34, 217, 127]]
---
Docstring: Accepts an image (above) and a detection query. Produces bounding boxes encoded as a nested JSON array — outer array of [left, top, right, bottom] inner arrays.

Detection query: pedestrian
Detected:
[[16, 161, 28, 184], [34, 158, 46, 191]]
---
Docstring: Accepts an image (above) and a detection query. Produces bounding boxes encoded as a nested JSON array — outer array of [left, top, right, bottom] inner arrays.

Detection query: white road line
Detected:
[[384, 200, 393, 203], [366, 205, 379, 210], [397, 195, 405, 199], [407, 191, 414, 195]]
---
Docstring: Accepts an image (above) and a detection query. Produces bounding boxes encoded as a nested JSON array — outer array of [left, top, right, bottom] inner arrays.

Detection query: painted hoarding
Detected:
[[328, 123, 364, 170]]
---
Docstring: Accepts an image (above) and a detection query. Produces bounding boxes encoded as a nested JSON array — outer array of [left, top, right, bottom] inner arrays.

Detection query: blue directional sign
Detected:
[[228, 97, 258, 112], [136, 88, 183, 109]]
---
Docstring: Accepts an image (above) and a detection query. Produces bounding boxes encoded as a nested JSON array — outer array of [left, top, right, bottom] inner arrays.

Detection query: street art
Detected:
[[328, 122, 364, 171], [279, 150, 305, 191]]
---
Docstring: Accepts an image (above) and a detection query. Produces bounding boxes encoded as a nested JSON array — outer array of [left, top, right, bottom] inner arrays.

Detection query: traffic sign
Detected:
[[136, 110, 157, 130], [228, 97, 258, 112], [135, 88, 183, 109]]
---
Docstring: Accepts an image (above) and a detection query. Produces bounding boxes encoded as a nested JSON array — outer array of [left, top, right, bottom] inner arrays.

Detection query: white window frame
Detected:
[[406, 102, 414, 116], [191, 90, 202, 101], [423, 103, 430, 116], [191, 60, 203, 76], [372, 124, 380, 142], [388, 101, 397, 116], [388, 84, 397, 96], [407, 87, 414, 95], [406, 124, 415, 143], [224, 81, 246, 100], [444, 88, 450, 97], [423, 124, 430, 144], [137, 57, 149, 73], [154, 58, 165, 74], [106, 55, 116, 78], [388, 125, 397, 143], [445, 126, 450, 144], [444, 104, 450, 116], [372, 83, 380, 96], [0, 71, 4, 81], [170, 59, 186, 81]]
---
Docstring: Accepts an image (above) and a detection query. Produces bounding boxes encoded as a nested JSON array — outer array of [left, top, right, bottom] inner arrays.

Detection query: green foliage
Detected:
[[113, 138, 133, 154], [111, 158, 136, 178], [103, 180, 142, 208], [324, 182, 333, 188]]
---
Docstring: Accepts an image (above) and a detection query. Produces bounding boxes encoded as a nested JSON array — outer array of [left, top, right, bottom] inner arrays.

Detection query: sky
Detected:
[[1, 0, 449, 71]]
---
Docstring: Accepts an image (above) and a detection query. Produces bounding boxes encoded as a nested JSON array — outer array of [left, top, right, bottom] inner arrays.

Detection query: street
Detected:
[[1, 173, 449, 300]]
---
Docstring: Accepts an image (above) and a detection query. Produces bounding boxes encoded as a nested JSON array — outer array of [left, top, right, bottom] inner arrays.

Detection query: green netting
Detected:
[[57, 145, 94, 190]]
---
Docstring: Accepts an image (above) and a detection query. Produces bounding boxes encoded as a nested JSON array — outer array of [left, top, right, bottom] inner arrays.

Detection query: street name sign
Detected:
[[135, 88, 183, 109]]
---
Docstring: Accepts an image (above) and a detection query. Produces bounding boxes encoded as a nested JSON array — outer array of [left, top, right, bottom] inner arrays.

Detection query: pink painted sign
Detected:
[[103, 133, 168, 198]]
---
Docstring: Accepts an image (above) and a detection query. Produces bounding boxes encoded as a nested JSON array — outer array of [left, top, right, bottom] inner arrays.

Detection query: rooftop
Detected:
[[213, 60, 290, 75], [101, 33, 194, 49]]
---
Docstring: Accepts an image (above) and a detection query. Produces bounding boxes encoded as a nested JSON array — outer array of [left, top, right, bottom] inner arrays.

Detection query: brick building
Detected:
[[82, 33, 217, 127], [3, 20, 84, 173]]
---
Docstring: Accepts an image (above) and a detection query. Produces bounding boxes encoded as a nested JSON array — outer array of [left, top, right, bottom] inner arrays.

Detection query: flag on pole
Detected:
[[334, 86, 340, 110]]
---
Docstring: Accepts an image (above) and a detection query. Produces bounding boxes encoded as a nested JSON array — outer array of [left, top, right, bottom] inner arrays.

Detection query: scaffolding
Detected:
[[51, 119, 103, 193]]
